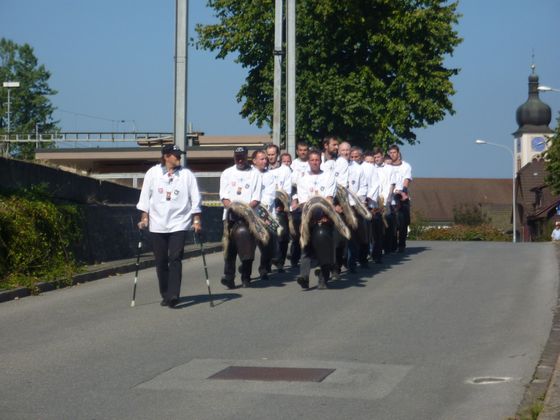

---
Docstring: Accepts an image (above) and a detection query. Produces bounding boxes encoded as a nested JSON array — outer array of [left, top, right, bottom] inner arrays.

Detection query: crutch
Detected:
[[194, 231, 214, 308], [130, 229, 143, 307]]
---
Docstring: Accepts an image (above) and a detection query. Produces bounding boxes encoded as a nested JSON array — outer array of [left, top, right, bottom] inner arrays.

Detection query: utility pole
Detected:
[[174, 0, 188, 163], [286, 0, 296, 156], [272, 0, 283, 148]]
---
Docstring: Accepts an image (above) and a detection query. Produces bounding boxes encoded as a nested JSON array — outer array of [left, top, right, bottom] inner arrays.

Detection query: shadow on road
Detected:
[[173, 292, 242, 309], [240, 245, 431, 291]]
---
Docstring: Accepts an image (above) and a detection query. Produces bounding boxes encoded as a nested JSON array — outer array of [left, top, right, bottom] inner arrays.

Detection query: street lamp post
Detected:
[[475, 139, 517, 243], [3, 81, 20, 134], [538, 85, 560, 93]]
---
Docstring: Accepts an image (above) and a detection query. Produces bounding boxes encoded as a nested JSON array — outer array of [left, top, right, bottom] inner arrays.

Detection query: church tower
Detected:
[[513, 65, 553, 169]]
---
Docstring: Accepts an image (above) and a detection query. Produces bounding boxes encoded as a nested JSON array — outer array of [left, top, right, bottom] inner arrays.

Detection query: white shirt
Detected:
[[552, 228, 560, 241], [347, 161, 367, 205], [321, 156, 348, 188], [374, 163, 395, 203], [366, 166, 382, 207], [296, 170, 336, 205], [391, 160, 412, 192], [254, 167, 276, 209], [137, 164, 202, 233], [291, 158, 309, 186], [270, 164, 293, 195], [220, 164, 262, 218]]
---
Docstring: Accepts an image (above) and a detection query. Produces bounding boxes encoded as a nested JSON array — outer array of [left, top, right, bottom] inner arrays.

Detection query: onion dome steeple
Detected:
[[514, 65, 552, 136]]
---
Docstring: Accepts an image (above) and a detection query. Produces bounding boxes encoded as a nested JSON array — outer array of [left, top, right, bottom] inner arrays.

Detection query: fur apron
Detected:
[[223, 201, 270, 257], [300, 196, 351, 248]]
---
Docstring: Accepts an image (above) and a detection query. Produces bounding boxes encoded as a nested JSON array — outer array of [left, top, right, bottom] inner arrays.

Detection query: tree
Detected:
[[545, 113, 560, 194], [196, 0, 461, 149], [0, 38, 58, 159], [453, 203, 491, 226]]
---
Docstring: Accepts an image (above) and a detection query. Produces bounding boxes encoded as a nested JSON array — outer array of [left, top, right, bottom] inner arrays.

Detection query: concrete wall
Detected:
[[0, 157, 223, 264], [0, 156, 139, 204], [74, 204, 223, 264]]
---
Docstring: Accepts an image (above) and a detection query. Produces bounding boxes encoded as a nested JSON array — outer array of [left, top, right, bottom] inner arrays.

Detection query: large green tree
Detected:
[[545, 113, 560, 194], [196, 0, 461, 149], [0, 38, 58, 159]]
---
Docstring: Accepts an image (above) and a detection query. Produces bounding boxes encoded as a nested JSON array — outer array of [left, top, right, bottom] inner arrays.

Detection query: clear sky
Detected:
[[2, 0, 560, 178]]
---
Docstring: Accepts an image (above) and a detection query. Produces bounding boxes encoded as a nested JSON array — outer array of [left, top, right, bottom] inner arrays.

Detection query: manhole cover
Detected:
[[208, 366, 335, 382]]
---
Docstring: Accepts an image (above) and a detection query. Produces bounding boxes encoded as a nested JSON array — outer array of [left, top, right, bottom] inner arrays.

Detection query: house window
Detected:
[[534, 189, 543, 209]]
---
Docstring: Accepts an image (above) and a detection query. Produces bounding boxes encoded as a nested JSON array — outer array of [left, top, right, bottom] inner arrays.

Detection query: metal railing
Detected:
[[0, 131, 173, 145]]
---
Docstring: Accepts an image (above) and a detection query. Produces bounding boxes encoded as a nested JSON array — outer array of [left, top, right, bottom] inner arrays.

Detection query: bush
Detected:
[[453, 204, 491, 226], [412, 224, 510, 242], [0, 185, 82, 291]]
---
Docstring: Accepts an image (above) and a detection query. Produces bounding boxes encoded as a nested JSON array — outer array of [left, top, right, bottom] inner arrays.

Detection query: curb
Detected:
[[0, 243, 222, 303], [517, 244, 560, 419]]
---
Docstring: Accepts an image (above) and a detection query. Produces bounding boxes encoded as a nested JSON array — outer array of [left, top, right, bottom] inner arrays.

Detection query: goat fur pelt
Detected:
[[300, 196, 351, 248], [276, 189, 296, 237], [346, 187, 372, 221], [223, 201, 270, 257], [335, 184, 358, 230]]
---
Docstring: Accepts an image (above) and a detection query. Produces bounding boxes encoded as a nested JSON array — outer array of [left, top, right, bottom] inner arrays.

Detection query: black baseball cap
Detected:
[[162, 144, 185, 157], [233, 146, 248, 155]]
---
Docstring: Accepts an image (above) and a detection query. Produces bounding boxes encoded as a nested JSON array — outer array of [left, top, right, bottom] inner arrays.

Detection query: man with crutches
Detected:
[[136, 144, 202, 308]]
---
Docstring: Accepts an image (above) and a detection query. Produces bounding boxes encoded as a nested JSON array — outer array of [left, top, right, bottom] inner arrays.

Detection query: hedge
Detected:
[[0, 186, 82, 292]]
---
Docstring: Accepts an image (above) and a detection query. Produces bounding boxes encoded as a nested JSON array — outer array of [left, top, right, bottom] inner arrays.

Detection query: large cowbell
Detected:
[[231, 221, 256, 261], [311, 224, 335, 266]]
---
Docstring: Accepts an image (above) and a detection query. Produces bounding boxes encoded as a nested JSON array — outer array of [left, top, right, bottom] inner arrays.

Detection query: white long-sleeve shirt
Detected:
[[347, 160, 367, 205], [136, 164, 202, 233], [220, 164, 262, 218]]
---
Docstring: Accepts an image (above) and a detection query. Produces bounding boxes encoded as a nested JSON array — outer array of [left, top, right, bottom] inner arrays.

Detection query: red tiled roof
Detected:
[[411, 178, 512, 222]]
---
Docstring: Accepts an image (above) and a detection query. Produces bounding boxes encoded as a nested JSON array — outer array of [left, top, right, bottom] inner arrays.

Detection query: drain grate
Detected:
[[208, 366, 335, 382]]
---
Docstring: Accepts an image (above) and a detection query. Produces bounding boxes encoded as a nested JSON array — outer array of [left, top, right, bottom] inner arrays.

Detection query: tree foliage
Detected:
[[196, 0, 461, 149], [0, 38, 58, 159], [0, 185, 81, 291], [545, 113, 560, 194]]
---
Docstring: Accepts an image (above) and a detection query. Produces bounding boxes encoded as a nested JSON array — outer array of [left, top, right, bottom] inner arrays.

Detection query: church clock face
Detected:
[[531, 136, 546, 152]]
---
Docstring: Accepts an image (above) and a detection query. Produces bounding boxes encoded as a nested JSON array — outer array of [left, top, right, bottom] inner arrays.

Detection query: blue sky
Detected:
[[2, 0, 560, 178]]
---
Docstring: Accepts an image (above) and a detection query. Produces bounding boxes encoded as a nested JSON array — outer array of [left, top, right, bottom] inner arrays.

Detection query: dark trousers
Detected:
[[289, 209, 302, 266], [396, 200, 411, 249], [371, 213, 385, 260], [384, 211, 397, 253], [223, 221, 256, 282], [348, 212, 369, 268], [151, 230, 186, 300], [258, 233, 274, 275]]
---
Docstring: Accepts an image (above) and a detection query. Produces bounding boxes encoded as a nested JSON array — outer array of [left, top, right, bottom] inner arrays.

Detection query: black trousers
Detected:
[[258, 232, 274, 275], [371, 212, 385, 260], [151, 230, 186, 301], [223, 220, 256, 282], [289, 208, 302, 266], [396, 200, 411, 249]]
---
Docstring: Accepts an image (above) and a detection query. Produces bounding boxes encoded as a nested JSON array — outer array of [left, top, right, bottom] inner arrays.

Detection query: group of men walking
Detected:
[[137, 137, 412, 307], [218, 136, 413, 291]]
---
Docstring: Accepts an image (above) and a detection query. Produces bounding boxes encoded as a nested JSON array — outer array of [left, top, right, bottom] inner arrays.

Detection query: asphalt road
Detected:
[[0, 241, 558, 420]]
